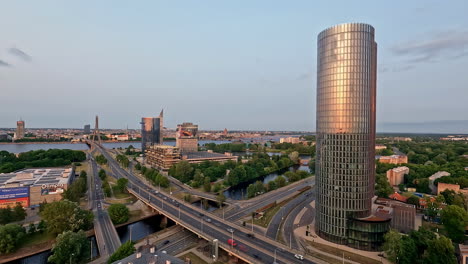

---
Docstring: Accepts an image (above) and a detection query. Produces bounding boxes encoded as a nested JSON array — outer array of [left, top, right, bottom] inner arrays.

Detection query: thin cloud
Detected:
[[9, 47, 32, 62], [0, 60, 11, 67], [391, 30, 468, 63], [296, 72, 312, 81]]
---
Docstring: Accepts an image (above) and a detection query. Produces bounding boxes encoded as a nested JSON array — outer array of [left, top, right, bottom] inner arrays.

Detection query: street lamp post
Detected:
[[230, 230, 234, 249], [274, 248, 283, 264]]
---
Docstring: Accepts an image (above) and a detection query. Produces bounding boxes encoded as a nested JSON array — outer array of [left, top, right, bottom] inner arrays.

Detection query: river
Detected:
[[0, 140, 232, 153]]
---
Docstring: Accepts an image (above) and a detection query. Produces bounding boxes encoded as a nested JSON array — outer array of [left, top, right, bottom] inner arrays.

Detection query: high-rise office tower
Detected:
[[16, 120, 25, 139], [141, 110, 163, 154], [316, 23, 386, 250], [84, 124, 91, 134]]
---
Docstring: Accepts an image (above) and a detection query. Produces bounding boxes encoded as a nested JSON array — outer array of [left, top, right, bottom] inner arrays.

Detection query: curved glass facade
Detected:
[[315, 23, 377, 245], [141, 117, 162, 154]]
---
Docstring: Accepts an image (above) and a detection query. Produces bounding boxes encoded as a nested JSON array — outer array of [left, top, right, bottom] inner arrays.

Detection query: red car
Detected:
[[227, 239, 237, 247]]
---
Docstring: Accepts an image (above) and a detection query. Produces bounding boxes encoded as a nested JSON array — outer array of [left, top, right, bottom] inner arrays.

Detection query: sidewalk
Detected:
[[294, 201, 390, 264]]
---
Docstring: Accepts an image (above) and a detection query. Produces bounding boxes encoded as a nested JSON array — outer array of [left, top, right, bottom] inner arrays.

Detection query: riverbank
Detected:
[[0, 229, 95, 264], [0, 141, 79, 145]]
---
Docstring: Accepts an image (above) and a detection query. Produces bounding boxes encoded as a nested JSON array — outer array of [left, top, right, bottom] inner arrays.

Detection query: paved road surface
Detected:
[[91, 142, 322, 264], [88, 153, 121, 257]]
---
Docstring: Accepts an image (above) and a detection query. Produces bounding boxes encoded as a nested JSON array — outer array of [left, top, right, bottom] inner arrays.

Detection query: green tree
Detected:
[[48, 230, 90, 264], [383, 229, 402, 263], [407, 195, 420, 207], [95, 154, 107, 165], [409, 226, 436, 257], [0, 206, 14, 225], [191, 169, 204, 188], [288, 151, 300, 164], [116, 178, 129, 193], [203, 177, 211, 192], [226, 166, 247, 186], [440, 205, 468, 243], [108, 204, 129, 224], [216, 193, 226, 207], [28, 223, 37, 234], [375, 173, 393, 198], [98, 169, 107, 181], [107, 241, 136, 263], [37, 219, 47, 233], [41, 200, 93, 235], [274, 176, 286, 188], [171, 161, 193, 183], [267, 180, 277, 191], [0, 224, 26, 254], [398, 236, 418, 264], [285, 171, 300, 182], [422, 236, 457, 264]]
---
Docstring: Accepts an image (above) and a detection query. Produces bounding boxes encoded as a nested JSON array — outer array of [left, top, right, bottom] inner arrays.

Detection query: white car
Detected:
[[294, 254, 304, 260]]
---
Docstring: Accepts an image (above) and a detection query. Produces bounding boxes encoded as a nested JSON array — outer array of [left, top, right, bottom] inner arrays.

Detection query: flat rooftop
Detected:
[[182, 151, 231, 159], [0, 168, 73, 188]]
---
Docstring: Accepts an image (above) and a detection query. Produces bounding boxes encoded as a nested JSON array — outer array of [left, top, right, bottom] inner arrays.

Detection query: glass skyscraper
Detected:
[[315, 23, 378, 246], [141, 110, 163, 154]]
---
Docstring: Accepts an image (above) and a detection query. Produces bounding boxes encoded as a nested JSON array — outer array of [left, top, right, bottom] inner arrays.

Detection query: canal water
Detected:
[[11, 215, 169, 264], [7, 236, 99, 264], [223, 164, 311, 200], [116, 214, 175, 243]]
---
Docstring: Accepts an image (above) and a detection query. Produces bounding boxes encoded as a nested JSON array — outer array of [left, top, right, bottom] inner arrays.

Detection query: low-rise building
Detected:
[[386, 166, 409, 186], [0, 168, 74, 208], [374, 197, 416, 233], [375, 144, 387, 150], [459, 244, 468, 264], [437, 182, 460, 195], [379, 155, 408, 164], [279, 137, 300, 144], [429, 171, 450, 194], [111, 242, 184, 264], [145, 145, 237, 171]]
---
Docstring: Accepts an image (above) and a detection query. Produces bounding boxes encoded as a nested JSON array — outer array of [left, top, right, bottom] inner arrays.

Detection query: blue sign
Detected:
[[0, 187, 29, 200]]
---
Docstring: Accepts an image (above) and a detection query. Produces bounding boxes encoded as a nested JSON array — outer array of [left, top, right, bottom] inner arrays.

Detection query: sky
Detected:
[[1, 1, 468, 132]]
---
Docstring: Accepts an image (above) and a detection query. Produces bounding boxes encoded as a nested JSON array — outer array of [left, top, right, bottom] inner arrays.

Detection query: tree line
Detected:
[[0, 149, 86, 173]]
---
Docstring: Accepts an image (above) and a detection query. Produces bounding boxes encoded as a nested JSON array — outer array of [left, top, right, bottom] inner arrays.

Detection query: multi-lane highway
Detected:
[[265, 187, 315, 242], [90, 142, 324, 264], [88, 153, 121, 257]]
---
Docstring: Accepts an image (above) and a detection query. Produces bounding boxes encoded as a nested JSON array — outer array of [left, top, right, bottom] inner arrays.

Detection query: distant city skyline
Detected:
[[1, 1, 468, 131]]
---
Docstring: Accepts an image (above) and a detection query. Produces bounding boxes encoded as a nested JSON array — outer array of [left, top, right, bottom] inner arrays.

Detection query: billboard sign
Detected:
[[0, 187, 29, 199], [0, 187, 29, 208], [41, 184, 65, 196]]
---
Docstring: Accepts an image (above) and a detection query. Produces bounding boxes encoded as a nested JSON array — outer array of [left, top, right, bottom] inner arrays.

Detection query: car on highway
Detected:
[[205, 218, 211, 223], [253, 254, 261, 260], [227, 239, 237, 247], [294, 254, 304, 260], [226, 228, 234, 233], [246, 233, 255, 238], [238, 244, 248, 252], [163, 240, 170, 245]]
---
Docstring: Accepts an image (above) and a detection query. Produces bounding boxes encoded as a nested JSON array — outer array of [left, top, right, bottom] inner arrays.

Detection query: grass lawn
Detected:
[[306, 240, 382, 264], [253, 204, 282, 228], [74, 162, 89, 175], [253, 191, 304, 228], [19, 232, 55, 248]]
